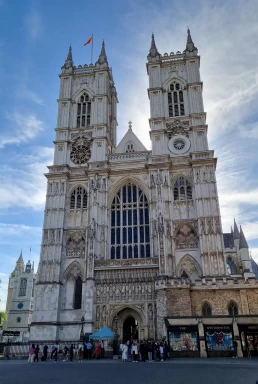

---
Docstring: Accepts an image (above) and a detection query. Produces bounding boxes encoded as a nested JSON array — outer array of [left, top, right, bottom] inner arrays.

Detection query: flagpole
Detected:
[[91, 34, 94, 64]]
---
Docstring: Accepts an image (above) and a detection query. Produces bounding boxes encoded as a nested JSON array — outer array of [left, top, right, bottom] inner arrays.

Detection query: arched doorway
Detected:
[[111, 307, 146, 341], [123, 316, 138, 341]]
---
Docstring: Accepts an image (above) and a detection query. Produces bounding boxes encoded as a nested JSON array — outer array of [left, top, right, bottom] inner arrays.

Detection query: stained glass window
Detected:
[[110, 184, 150, 259]]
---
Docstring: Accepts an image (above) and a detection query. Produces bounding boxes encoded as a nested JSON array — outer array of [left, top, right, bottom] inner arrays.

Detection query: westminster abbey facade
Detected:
[[28, 31, 258, 358]]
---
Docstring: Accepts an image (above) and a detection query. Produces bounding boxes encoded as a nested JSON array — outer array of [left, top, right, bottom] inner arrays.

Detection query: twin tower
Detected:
[[26, 31, 254, 346]]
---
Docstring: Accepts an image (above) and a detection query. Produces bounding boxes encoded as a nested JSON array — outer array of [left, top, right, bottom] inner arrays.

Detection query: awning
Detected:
[[89, 326, 114, 339]]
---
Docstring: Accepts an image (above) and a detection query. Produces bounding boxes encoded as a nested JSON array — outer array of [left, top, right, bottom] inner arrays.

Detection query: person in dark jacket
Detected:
[[232, 340, 238, 358], [69, 344, 74, 361], [43, 344, 48, 361], [147, 342, 152, 361], [34, 345, 40, 362]]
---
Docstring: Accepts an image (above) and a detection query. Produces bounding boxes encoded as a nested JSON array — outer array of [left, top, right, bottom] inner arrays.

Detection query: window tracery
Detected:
[[173, 176, 192, 201], [77, 92, 91, 128], [19, 278, 27, 296], [110, 184, 150, 259], [202, 302, 212, 316], [168, 81, 185, 117], [125, 142, 135, 153], [66, 232, 85, 257], [70, 187, 88, 210], [74, 276, 82, 309], [228, 301, 238, 316], [175, 224, 198, 249]]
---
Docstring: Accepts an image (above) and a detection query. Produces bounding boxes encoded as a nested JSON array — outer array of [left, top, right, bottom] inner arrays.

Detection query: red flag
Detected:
[[84, 36, 93, 46]]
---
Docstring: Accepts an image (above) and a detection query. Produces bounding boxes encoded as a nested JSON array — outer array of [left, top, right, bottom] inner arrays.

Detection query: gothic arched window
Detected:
[[168, 81, 185, 117], [19, 278, 27, 296], [174, 176, 192, 201], [77, 92, 91, 128], [110, 184, 150, 259], [226, 257, 236, 275], [74, 276, 82, 309], [125, 142, 135, 153], [70, 187, 88, 210], [202, 302, 212, 316], [228, 301, 238, 316]]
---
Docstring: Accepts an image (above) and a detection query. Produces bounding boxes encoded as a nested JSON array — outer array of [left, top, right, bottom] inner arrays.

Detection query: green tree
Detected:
[[0, 311, 7, 326]]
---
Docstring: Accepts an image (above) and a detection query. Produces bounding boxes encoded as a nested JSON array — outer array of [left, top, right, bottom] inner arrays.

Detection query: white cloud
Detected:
[[17, 85, 44, 106], [0, 146, 53, 210], [0, 113, 44, 148], [24, 10, 42, 40]]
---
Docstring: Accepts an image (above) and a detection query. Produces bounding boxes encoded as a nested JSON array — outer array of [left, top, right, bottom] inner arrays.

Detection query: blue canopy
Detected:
[[89, 326, 114, 339]]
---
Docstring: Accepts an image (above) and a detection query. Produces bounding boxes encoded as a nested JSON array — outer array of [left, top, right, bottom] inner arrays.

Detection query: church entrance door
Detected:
[[123, 316, 138, 341]]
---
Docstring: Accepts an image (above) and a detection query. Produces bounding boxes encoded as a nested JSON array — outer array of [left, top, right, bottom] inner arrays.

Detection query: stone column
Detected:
[[198, 321, 207, 358], [233, 319, 243, 358]]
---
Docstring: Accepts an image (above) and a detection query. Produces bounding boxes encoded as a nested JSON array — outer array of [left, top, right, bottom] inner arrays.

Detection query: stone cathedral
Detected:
[[29, 31, 258, 358]]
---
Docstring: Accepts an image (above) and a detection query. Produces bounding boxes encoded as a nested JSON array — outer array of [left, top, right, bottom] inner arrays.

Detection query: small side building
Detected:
[[3, 252, 37, 342]]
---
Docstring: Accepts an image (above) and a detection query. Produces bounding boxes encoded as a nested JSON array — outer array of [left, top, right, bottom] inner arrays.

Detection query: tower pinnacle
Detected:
[[239, 226, 249, 249], [96, 40, 108, 65], [147, 33, 161, 61], [63, 45, 74, 70], [184, 28, 198, 55], [233, 218, 240, 239]]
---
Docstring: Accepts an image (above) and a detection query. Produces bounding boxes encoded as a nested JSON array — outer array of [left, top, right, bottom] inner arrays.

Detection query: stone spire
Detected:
[[63, 45, 74, 70], [233, 219, 240, 239], [96, 40, 108, 65], [147, 33, 161, 61], [12, 250, 24, 275], [184, 28, 198, 55], [239, 226, 249, 249]]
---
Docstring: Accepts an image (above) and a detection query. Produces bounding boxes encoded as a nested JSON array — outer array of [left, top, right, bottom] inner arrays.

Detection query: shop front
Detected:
[[238, 324, 258, 357], [167, 325, 200, 357], [204, 325, 234, 357]]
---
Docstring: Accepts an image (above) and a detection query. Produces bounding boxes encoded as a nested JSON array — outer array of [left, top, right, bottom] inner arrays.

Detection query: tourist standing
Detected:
[[101, 340, 105, 358], [43, 344, 48, 361], [121, 343, 128, 362], [69, 344, 74, 361], [78, 343, 84, 362], [50, 344, 55, 360], [147, 342, 152, 362], [86, 341, 93, 360], [160, 343, 164, 361], [132, 342, 138, 362], [34, 344, 40, 362], [63, 345, 68, 361], [28, 344, 36, 363], [232, 340, 238, 358], [97, 342, 102, 359]]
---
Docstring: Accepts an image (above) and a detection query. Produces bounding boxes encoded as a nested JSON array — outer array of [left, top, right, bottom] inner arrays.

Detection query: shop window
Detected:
[[228, 301, 238, 316], [202, 302, 212, 316]]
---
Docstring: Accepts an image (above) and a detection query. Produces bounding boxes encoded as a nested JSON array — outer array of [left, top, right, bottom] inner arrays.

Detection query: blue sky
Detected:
[[0, 0, 258, 309]]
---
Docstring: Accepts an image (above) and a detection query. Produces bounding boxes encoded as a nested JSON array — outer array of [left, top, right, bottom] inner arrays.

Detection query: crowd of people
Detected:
[[27, 341, 105, 363], [121, 340, 169, 362], [27, 340, 169, 363]]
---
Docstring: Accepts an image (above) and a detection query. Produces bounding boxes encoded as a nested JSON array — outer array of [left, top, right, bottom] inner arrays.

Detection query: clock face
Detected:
[[70, 144, 91, 164], [173, 138, 185, 150], [10, 281, 15, 287], [17, 303, 23, 309]]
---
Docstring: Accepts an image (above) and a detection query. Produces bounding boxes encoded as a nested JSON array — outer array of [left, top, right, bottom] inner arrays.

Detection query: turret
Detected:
[[184, 28, 198, 56], [62, 45, 74, 74], [12, 251, 24, 275], [147, 33, 161, 62], [96, 41, 108, 67], [239, 226, 255, 279]]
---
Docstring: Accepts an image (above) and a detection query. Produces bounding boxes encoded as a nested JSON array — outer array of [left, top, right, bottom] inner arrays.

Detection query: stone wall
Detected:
[[190, 289, 241, 316], [166, 288, 192, 316], [246, 289, 258, 314]]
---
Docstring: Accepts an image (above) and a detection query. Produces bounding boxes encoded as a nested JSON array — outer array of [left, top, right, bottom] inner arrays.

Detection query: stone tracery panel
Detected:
[[175, 223, 198, 249], [176, 254, 202, 280], [66, 231, 85, 258]]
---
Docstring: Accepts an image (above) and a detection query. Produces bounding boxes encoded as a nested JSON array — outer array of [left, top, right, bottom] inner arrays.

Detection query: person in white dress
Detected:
[[122, 343, 128, 362]]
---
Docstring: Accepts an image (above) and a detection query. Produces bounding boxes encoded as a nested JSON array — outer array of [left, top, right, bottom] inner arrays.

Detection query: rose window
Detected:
[[173, 139, 185, 150]]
